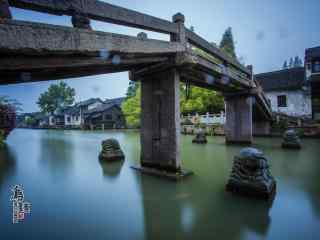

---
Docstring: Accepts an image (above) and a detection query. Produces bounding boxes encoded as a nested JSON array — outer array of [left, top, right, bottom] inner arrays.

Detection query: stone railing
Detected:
[[181, 112, 226, 125]]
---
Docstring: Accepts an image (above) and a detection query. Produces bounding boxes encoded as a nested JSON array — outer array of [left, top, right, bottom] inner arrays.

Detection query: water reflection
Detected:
[[39, 134, 74, 178], [99, 160, 124, 180], [1, 130, 319, 240], [136, 169, 273, 240], [0, 145, 16, 187]]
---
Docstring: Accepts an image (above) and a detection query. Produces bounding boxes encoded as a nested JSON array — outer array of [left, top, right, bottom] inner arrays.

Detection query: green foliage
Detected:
[[25, 116, 37, 127], [283, 56, 303, 69], [122, 82, 224, 128], [126, 81, 138, 98], [219, 27, 236, 59], [289, 57, 294, 68], [282, 60, 288, 69], [122, 85, 141, 128], [37, 82, 75, 114], [0, 96, 22, 112], [180, 84, 224, 114]]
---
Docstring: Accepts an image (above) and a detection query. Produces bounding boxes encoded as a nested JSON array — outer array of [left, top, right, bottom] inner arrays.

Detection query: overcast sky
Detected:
[[1, 0, 319, 112]]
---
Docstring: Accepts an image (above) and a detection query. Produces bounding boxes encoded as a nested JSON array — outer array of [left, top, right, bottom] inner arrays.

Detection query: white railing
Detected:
[[181, 112, 226, 125]]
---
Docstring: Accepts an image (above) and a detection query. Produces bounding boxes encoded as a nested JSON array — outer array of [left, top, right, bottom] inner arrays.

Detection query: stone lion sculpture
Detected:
[[99, 138, 125, 162], [226, 148, 276, 199], [192, 128, 207, 144], [282, 129, 301, 149]]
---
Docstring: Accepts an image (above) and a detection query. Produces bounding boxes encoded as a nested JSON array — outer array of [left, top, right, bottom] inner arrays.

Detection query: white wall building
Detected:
[[255, 67, 312, 118]]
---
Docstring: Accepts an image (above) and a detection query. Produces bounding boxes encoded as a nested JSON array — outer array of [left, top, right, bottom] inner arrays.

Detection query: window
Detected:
[[105, 114, 112, 120], [67, 116, 71, 123], [277, 95, 287, 107], [313, 60, 320, 73]]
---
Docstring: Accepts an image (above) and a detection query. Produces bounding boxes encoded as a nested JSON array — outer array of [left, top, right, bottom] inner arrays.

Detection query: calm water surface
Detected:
[[0, 129, 319, 240]]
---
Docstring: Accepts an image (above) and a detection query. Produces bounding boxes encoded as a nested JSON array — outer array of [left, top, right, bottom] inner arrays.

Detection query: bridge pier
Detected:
[[225, 96, 253, 144], [0, 0, 11, 19], [139, 68, 182, 173]]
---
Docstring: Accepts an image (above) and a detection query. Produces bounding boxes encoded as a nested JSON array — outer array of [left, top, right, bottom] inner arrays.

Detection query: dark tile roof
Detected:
[[64, 106, 80, 115], [255, 67, 305, 91], [75, 98, 103, 108], [104, 97, 126, 107], [85, 103, 118, 115]]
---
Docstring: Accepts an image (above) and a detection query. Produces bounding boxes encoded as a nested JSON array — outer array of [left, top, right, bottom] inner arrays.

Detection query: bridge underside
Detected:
[[0, 18, 272, 175]]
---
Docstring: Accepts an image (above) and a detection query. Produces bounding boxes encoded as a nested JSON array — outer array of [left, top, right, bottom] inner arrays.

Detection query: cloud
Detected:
[[256, 31, 265, 41]]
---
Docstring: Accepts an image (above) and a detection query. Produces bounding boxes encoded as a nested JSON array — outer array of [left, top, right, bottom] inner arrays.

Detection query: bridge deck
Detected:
[[0, 0, 272, 119]]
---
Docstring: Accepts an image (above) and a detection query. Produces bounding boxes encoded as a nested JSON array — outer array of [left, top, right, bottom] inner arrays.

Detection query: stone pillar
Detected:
[[0, 0, 11, 19], [225, 96, 253, 144], [253, 121, 271, 136], [140, 68, 181, 172], [71, 8, 91, 30]]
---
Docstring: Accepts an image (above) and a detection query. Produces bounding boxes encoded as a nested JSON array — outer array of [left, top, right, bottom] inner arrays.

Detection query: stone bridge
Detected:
[[0, 0, 272, 173]]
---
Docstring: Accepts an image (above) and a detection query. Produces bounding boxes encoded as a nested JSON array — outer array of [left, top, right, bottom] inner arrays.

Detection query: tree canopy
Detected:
[[122, 84, 141, 128], [0, 96, 22, 112], [283, 56, 303, 69], [180, 84, 224, 114], [37, 82, 75, 114], [126, 81, 139, 98], [122, 83, 224, 128], [219, 27, 237, 59]]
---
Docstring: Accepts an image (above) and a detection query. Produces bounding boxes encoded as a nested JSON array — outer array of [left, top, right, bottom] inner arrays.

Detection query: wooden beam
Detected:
[[180, 52, 252, 89], [8, 0, 178, 34], [0, 55, 169, 84], [0, 56, 169, 71], [186, 28, 251, 76], [0, 64, 147, 85], [0, 20, 184, 56]]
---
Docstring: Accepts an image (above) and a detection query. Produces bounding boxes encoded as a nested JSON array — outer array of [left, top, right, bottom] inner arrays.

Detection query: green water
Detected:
[[0, 129, 319, 240]]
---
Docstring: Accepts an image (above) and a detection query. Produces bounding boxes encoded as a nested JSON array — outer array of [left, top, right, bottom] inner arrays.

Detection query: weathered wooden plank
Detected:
[[8, 0, 178, 34], [0, 55, 169, 70], [0, 54, 169, 84], [186, 28, 251, 76], [180, 52, 251, 89], [0, 20, 184, 56]]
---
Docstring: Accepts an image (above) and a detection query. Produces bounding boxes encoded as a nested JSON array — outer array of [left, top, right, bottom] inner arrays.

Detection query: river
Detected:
[[0, 129, 319, 240]]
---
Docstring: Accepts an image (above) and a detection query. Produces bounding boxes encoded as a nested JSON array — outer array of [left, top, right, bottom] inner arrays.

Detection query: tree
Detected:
[[122, 82, 225, 128], [289, 57, 294, 68], [37, 82, 75, 114], [219, 27, 236, 59], [293, 56, 303, 67], [293, 56, 300, 67], [298, 58, 303, 66], [122, 85, 141, 128], [0, 100, 16, 140], [0, 96, 22, 112], [126, 81, 139, 98], [180, 84, 224, 114], [283, 60, 288, 69]]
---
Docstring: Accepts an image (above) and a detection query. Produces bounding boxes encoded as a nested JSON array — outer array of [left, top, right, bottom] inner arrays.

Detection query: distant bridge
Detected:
[[0, 0, 272, 173]]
